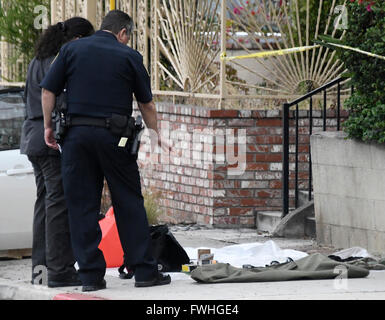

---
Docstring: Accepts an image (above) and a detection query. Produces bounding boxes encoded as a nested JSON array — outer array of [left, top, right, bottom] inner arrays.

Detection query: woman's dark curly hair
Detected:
[[35, 17, 95, 60]]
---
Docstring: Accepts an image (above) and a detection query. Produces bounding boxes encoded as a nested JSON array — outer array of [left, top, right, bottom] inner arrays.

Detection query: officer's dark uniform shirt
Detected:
[[40, 30, 152, 118]]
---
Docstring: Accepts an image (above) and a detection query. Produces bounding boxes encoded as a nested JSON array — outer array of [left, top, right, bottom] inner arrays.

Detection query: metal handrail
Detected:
[[282, 77, 347, 216], [283, 78, 343, 107]]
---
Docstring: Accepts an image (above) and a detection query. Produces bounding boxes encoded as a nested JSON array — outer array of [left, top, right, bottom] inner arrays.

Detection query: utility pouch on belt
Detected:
[[108, 114, 129, 136]]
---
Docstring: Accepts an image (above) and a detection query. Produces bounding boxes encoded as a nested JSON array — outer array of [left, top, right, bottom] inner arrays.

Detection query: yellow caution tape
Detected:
[[220, 45, 321, 61], [322, 42, 385, 61], [220, 42, 385, 62]]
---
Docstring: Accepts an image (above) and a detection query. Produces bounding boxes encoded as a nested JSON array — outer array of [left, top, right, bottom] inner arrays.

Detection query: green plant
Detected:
[[0, 0, 50, 81], [101, 182, 163, 225], [323, 0, 385, 143], [290, 0, 345, 45], [143, 189, 163, 225]]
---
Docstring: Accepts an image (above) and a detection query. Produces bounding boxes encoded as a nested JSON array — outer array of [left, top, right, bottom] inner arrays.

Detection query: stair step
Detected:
[[298, 190, 313, 207], [255, 211, 282, 233]]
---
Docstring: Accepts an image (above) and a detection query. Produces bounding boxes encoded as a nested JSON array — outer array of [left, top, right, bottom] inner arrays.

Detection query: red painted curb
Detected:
[[53, 293, 108, 300]]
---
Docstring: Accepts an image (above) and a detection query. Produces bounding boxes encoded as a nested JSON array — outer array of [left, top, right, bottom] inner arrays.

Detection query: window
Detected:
[[0, 88, 25, 151]]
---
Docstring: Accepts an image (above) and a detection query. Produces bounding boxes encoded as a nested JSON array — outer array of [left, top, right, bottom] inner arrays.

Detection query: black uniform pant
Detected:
[[61, 126, 158, 286], [28, 155, 77, 282]]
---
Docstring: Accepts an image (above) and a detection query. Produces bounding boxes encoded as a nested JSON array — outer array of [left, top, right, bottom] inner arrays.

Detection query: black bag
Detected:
[[118, 225, 190, 279], [150, 225, 190, 272]]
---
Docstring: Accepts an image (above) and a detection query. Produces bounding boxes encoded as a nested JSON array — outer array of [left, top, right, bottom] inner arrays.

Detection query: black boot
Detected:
[[82, 279, 107, 292], [135, 273, 171, 288]]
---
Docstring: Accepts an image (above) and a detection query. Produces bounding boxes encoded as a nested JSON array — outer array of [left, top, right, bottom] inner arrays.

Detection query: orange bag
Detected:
[[98, 207, 124, 268]]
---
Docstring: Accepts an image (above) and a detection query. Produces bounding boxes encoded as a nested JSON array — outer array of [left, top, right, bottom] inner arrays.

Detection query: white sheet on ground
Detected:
[[105, 240, 309, 279], [184, 240, 308, 268], [331, 247, 373, 259]]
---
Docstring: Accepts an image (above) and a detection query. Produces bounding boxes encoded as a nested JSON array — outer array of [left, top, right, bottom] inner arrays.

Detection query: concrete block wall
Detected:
[[311, 131, 385, 254], [133, 103, 346, 227]]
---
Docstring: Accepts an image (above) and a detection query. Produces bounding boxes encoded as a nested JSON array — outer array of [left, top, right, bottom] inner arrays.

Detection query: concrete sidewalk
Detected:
[[1, 226, 385, 300]]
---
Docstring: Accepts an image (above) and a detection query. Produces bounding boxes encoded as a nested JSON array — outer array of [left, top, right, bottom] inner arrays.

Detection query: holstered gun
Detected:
[[52, 98, 68, 145], [130, 115, 144, 158]]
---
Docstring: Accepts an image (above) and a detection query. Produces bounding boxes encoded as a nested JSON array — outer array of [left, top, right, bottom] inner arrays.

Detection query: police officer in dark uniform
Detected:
[[40, 10, 171, 291]]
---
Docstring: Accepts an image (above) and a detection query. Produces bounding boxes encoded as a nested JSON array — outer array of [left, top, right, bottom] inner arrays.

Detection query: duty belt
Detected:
[[67, 114, 137, 140], [68, 116, 110, 128]]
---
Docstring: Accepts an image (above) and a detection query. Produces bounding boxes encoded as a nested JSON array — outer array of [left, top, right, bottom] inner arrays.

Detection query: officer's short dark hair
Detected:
[[101, 10, 134, 36]]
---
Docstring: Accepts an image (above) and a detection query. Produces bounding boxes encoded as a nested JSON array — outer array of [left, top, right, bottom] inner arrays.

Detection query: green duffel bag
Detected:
[[190, 253, 369, 284]]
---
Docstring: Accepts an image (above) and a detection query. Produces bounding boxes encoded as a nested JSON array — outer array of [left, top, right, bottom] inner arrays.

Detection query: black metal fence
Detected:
[[282, 77, 349, 216]]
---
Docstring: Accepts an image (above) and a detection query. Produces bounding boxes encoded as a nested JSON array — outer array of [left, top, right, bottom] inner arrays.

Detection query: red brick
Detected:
[[299, 127, 310, 134], [251, 110, 266, 118], [192, 187, 201, 195], [254, 154, 282, 162], [228, 119, 255, 127], [246, 154, 255, 162], [246, 127, 270, 135], [226, 189, 253, 197], [266, 136, 283, 144], [256, 119, 282, 126], [247, 145, 270, 153], [299, 135, 310, 144], [257, 190, 272, 198], [214, 198, 240, 207], [255, 135, 283, 144], [215, 163, 241, 171], [289, 172, 309, 179], [266, 199, 283, 207], [209, 110, 239, 118], [298, 145, 309, 153], [246, 163, 269, 171], [213, 173, 226, 180], [229, 207, 254, 216], [298, 154, 310, 162], [239, 216, 256, 226], [213, 180, 235, 188], [240, 198, 267, 206], [202, 215, 212, 224], [269, 180, 282, 189]]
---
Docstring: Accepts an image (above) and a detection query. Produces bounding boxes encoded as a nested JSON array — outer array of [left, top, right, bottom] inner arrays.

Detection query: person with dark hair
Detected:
[[40, 10, 171, 292], [20, 17, 95, 288]]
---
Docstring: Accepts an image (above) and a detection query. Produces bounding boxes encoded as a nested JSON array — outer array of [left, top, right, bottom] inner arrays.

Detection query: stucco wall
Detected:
[[311, 131, 385, 254]]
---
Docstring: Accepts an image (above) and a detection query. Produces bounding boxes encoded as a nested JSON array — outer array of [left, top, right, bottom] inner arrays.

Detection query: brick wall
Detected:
[[133, 102, 348, 228]]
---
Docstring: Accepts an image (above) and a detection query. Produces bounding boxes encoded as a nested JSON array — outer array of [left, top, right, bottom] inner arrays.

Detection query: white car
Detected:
[[0, 88, 35, 251]]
